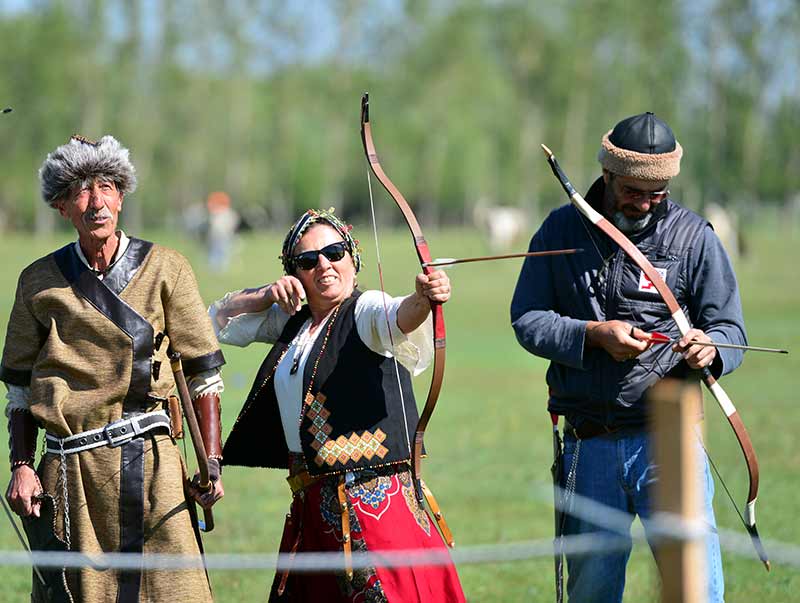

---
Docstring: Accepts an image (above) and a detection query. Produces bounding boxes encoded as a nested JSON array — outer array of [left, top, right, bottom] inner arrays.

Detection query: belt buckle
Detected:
[[103, 420, 129, 448]]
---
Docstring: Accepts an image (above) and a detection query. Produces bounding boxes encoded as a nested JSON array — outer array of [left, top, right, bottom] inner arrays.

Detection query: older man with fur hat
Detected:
[[511, 113, 746, 602], [2, 135, 225, 602]]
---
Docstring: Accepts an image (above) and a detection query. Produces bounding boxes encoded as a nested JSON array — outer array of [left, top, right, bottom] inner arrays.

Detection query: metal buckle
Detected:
[[103, 420, 130, 448]]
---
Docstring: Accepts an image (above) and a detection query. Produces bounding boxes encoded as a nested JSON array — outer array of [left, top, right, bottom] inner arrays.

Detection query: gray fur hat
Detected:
[[39, 135, 137, 206]]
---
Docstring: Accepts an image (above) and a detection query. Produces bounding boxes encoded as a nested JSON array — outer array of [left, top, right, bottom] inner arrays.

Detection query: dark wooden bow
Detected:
[[541, 144, 769, 570], [169, 350, 215, 532], [360, 93, 446, 503]]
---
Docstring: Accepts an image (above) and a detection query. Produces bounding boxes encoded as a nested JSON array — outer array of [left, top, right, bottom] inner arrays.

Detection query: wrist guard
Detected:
[[194, 393, 222, 461], [9, 409, 38, 469]]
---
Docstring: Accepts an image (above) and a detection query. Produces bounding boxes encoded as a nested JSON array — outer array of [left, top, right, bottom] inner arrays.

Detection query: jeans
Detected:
[[561, 430, 724, 603]]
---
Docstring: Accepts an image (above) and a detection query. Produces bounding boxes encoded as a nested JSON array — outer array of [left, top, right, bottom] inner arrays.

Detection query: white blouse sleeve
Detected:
[[208, 290, 290, 347], [354, 290, 434, 376]]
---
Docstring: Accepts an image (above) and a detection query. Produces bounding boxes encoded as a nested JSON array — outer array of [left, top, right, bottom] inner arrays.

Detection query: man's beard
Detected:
[[611, 210, 653, 234]]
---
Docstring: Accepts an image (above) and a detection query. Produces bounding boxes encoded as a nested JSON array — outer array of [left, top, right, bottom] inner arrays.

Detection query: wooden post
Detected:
[[650, 379, 706, 603]]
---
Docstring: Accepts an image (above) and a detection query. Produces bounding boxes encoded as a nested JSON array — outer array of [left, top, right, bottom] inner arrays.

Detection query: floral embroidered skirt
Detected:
[[269, 465, 466, 602]]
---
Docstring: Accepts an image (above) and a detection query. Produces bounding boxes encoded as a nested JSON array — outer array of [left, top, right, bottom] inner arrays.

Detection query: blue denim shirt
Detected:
[[510, 178, 747, 426]]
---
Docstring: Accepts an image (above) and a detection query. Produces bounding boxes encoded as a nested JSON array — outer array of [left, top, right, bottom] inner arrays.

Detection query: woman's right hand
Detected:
[[267, 276, 306, 315], [5, 465, 42, 518]]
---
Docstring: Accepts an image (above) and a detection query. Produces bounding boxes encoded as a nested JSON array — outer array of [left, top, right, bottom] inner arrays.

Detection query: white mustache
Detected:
[[85, 210, 112, 221]]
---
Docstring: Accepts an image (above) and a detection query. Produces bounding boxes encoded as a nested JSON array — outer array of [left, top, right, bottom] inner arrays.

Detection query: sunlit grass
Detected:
[[0, 221, 797, 602]]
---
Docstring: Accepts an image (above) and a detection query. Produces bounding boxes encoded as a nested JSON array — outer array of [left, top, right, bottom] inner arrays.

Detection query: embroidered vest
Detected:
[[223, 291, 420, 476]]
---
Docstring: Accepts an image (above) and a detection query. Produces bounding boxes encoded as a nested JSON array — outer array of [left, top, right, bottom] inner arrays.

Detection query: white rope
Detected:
[[0, 536, 671, 572], [0, 527, 797, 572], [1, 482, 797, 572]]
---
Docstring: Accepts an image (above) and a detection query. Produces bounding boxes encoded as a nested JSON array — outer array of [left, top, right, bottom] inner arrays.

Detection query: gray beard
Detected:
[[611, 210, 653, 234]]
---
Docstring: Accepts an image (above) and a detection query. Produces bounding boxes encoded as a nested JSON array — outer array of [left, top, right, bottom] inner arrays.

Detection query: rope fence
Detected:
[[1, 482, 797, 573]]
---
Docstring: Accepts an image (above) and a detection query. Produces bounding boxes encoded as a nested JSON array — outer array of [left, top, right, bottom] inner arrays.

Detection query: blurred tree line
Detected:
[[0, 0, 797, 233]]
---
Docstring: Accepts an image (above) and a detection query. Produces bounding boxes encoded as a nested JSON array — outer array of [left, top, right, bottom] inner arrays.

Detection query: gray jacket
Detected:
[[510, 177, 747, 426]]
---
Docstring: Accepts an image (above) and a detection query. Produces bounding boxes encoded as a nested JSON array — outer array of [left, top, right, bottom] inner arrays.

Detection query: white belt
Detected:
[[46, 411, 171, 455]]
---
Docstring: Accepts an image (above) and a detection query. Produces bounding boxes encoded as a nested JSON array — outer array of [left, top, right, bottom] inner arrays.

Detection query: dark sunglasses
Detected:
[[292, 241, 349, 271]]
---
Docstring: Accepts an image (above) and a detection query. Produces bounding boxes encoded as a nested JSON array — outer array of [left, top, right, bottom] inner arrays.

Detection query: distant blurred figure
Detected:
[[182, 201, 208, 240], [206, 191, 239, 271], [704, 201, 742, 260], [472, 199, 529, 252]]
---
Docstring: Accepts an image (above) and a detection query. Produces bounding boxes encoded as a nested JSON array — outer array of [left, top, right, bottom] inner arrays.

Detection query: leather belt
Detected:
[[286, 470, 323, 495], [46, 411, 171, 455], [564, 419, 623, 440]]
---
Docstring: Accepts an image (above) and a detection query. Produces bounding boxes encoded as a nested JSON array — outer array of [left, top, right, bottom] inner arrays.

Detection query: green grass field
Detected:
[[0, 219, 797, 602]]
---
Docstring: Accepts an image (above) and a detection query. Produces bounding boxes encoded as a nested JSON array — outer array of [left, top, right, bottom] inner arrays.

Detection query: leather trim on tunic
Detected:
[[182, 349, 226, 376], [117, 437, 145, 603], [0, 365, 32, 386], [53, 239, 155, 602], [102, 238, 153, 296], [53, 240, 155, 413]]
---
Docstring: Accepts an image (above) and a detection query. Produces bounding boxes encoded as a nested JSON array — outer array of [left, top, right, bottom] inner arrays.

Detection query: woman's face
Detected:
[[292, 223, 356, 311]]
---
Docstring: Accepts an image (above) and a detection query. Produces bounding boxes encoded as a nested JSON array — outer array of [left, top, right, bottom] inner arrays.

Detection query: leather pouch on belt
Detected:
[[168, 394, 184, 439]]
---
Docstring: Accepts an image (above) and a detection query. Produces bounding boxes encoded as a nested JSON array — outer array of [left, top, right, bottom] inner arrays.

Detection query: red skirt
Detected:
[[269, 465, 466, 602]]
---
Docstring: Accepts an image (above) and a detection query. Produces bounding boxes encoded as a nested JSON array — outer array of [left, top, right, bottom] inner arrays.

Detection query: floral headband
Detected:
[[279, 207, 362, 274]]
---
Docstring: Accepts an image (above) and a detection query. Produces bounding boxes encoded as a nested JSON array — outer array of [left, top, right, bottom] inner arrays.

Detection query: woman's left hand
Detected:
[[415, 270, 451, 304]]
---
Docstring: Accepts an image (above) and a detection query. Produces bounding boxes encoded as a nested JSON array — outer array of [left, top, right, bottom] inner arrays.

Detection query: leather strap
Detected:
[[194, 393, 222, 459], [9, 409, 38, 468], [337, 477, 353, 581], [167, 395, 184, 439], [421, 479, 454, 547], [276, 512, 302, 596]]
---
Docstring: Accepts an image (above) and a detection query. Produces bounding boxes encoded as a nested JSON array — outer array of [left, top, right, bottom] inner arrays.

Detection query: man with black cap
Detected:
[[2, 135, 225, 602], [511, 113, 746, 602]]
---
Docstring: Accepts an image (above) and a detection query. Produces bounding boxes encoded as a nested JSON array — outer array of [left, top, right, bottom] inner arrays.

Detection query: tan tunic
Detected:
[[1, 239, 223, 603]]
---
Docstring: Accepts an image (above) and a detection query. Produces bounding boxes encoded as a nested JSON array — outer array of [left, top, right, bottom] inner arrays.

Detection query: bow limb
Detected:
[[360, 93, 446, 504], [541, 145, 769, 570]]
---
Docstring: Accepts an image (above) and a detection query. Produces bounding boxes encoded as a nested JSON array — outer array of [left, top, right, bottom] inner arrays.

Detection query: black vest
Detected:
[[223, 291, 421, 476]]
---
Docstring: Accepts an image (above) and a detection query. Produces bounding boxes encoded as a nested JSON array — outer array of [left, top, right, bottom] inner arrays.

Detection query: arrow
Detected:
[[424, 248, 583, 267], [645, 331, 788, 354]]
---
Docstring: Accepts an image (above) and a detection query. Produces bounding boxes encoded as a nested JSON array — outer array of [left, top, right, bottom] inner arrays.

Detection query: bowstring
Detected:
[[694, 425, 748, 530], [366, 170, 414, 460]]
